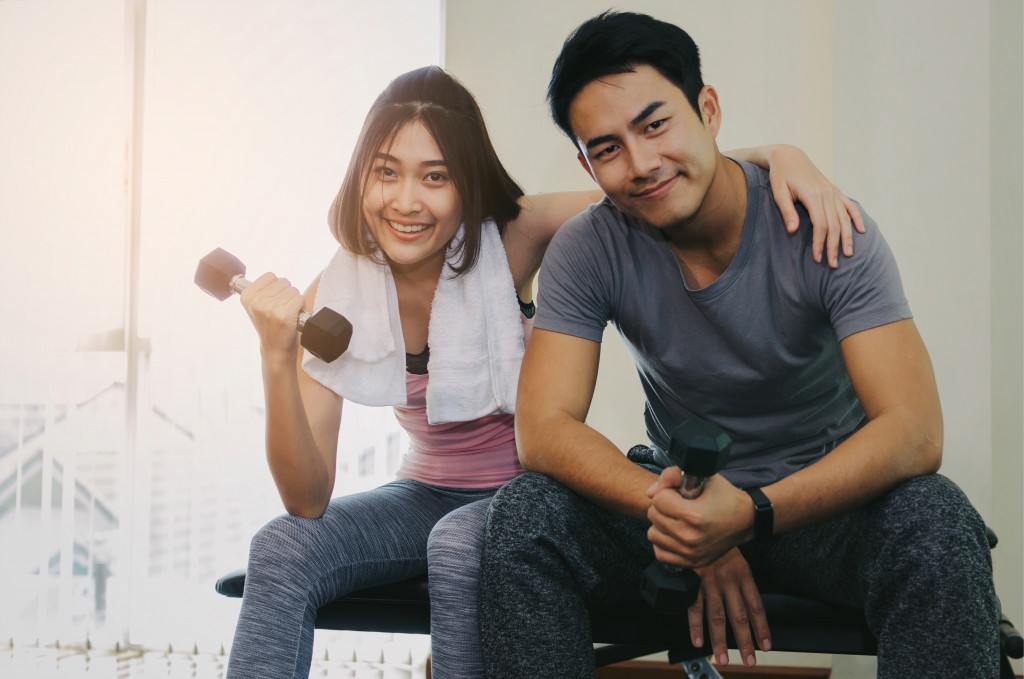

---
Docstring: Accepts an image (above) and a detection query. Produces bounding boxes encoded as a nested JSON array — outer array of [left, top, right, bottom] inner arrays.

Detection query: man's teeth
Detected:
[[389, 221, 429, 233]]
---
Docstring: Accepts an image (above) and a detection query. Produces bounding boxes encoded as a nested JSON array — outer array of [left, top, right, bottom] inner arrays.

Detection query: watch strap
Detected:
[[744, 486, 774, 544]]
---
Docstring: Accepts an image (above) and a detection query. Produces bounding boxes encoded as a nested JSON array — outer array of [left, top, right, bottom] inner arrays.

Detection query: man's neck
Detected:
[[664, 155, 748, 289]]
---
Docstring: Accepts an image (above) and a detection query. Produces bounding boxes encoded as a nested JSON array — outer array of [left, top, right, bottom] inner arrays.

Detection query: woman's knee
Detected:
[[246, 512, 335, 586], [428, 503, 487, 571]]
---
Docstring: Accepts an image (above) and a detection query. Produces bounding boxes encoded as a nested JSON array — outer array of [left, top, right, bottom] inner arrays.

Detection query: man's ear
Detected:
[[698, 85, 722, 138], [577, 151, 596, 182]]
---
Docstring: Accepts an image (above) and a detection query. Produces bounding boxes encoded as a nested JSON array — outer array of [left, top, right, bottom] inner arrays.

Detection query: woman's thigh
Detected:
[[246, 480, 490, 598]]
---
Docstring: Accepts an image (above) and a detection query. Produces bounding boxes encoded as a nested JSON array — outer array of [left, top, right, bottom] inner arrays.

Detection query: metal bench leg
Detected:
[[678, 656, 723, 679]]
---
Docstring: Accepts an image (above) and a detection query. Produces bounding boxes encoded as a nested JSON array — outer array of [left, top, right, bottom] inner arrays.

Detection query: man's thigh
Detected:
[[744, 473, 992, 608], [483, 469, 657, 605]]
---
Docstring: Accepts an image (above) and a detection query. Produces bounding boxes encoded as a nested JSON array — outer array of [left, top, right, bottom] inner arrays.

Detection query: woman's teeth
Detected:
[[389, 220, 429, 233]]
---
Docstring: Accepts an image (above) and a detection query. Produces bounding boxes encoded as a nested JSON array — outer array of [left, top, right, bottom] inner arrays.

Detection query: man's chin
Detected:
[[632, 205, 697, 231]]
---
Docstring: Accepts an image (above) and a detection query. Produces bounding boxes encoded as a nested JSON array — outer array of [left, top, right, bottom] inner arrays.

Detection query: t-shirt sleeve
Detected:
[[816, 205, 912, 341], [533, 210, 615, 343]]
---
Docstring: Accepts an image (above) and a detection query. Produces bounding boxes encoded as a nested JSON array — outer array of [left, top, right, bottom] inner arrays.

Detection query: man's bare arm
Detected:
[[647, 318, 942, 567], [765, 317, 942, 533], [515, 328, 659, 520]]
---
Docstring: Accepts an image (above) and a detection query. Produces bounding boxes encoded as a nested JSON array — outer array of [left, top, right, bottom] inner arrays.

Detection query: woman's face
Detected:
[[362, 120, 462, 275]]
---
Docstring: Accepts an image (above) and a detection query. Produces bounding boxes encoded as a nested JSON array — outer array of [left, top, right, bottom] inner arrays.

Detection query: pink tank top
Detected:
[[393, 312, 533, 488]]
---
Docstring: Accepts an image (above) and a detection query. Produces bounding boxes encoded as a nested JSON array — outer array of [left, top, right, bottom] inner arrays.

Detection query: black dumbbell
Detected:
[[195, 247, 353, 363], [640, 418, 731, 613]]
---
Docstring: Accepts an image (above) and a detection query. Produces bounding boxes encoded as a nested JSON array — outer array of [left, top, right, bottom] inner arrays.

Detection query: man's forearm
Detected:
[[761, 318, 945, 538], [764, 408, 941, 537], [518, 413, 659, 520]]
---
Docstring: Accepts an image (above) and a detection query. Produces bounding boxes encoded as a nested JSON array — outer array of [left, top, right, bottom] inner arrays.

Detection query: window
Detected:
[[0, 0, 441, 674]]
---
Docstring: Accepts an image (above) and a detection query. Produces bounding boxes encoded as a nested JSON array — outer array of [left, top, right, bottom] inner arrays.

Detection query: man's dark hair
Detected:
[[547, 11, 705, 141]]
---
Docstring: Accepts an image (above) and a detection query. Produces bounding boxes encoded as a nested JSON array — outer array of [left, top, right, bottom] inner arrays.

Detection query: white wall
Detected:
[[834, 3, 1021, 675], [446, 0, 1022, 674]]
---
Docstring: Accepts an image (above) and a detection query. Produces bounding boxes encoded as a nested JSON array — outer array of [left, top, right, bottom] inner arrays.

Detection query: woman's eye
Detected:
[[426, 171, 448, 182], [375, 166, 396, 179]]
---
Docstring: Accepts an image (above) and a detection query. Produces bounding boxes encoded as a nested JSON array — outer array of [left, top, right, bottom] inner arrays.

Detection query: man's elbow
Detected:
[[911, 414, 944, 476], [515, 425, 543, 472], [514, 411, 559, 474], [917, 430, 943, 475]]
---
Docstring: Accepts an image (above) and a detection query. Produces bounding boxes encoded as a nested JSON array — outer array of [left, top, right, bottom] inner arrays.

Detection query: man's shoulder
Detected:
[[559, 195, 625, 230], [551, 196, 646, 250]]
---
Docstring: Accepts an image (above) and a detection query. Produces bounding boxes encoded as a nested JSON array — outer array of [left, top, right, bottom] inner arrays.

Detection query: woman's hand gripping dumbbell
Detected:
[[194, 247, 353, 363]]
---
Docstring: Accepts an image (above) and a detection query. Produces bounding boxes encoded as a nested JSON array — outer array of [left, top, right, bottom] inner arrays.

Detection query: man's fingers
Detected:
[[739, 575, 771, 653], [646, 466, 683, 497], [724, 582, 759, 667], [701, 583, 730, 666], [687, 590, 705, 649]]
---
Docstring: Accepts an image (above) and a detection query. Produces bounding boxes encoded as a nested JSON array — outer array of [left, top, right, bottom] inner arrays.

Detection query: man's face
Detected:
[[569, 64, 721, 230]]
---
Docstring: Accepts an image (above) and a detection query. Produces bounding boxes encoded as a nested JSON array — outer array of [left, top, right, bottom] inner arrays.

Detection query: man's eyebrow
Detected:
[[629, 101, 665, 130], [583, 101, 666, 151], [372, 152, 447, 168], [584, 134, 619, 151]]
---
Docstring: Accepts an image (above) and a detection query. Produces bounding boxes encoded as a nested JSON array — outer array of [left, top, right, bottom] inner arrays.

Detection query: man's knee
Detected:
[[483, 472, 580, 564], [872, 474, 993, 598], [881, 475, 989, 554], [488, 472, 572, 525]]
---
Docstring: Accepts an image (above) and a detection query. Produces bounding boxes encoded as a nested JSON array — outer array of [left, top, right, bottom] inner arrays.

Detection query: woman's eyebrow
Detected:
[[372, 152, 447, 168]]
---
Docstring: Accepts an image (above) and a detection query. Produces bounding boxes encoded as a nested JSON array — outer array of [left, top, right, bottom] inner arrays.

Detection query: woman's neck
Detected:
[[389, 247, 447, 290]]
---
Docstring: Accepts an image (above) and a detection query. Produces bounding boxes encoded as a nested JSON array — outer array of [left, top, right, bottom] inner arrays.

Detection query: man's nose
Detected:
[[627, 140, 662, 182]]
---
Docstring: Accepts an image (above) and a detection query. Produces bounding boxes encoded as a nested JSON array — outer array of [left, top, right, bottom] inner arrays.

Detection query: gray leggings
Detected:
[[226, 479, 495, 679], [479, 448, 1000, 678]]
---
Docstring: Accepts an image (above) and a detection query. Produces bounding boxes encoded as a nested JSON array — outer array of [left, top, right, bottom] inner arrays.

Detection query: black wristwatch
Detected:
[[744, 487, 774, 544]]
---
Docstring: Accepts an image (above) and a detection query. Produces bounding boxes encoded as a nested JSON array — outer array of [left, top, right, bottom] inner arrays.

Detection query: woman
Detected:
[[225, 65, 861, 678]]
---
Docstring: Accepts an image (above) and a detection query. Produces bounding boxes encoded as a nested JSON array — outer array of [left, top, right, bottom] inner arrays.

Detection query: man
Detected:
[[478, 11, 998, 678]]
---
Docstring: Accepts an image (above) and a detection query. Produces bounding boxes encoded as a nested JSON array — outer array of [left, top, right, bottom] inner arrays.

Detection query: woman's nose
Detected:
[[388, 179, 422, 214]]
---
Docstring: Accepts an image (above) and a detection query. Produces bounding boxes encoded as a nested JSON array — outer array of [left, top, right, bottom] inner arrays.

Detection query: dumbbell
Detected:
[[640, 418, 731, 613], [195, 247, 353, 363]]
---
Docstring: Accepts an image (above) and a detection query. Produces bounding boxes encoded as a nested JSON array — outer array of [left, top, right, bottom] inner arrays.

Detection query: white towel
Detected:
[[302, 220, 524, 424], [426, 221, 524, 424], [302, 243, 407, 407]]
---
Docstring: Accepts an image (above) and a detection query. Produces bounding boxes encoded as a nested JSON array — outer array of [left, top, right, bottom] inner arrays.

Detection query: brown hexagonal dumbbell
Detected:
[[195, 247, 352, 363]]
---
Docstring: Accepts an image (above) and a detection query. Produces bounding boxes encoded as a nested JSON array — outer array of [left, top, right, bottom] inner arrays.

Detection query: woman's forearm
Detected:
[[262, 355, 337, 517]]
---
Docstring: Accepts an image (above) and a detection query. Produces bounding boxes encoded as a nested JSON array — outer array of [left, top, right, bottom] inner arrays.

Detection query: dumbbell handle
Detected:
[[657, 471, 710, 577], [677, 472, 707, 499], [228, 274, 313, 331]]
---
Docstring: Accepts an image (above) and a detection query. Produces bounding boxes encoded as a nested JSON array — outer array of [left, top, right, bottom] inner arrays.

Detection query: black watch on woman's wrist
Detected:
[[743, 487, 774, 544]]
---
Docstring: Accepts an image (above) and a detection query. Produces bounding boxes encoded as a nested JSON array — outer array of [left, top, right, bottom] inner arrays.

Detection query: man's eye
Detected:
[[647, 119, 666, 132], [595, 145, 618, 158]]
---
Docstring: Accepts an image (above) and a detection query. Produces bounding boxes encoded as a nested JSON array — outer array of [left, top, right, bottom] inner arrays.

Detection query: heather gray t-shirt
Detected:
[[535, 160, 912, 489]]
